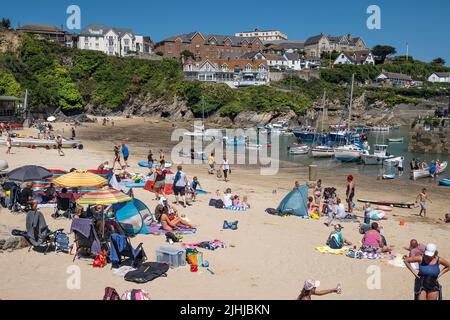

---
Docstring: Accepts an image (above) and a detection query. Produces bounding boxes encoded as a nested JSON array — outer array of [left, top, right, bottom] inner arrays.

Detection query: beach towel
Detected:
[[315, 245, 350, 255], [145, 224, 197, 235], [193, 240, 225, 251], [195, 189, 211, 195], [346, 249, 395, 260], [37, 203, 57, 209], [224, 206, 247, 211]]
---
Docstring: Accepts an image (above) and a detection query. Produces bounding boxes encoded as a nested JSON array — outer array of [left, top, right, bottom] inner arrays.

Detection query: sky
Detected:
[[2, 0, 449, 64]]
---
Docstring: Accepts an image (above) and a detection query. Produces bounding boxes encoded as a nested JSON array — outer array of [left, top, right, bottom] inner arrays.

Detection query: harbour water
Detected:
[[278, 126, 450, 181]]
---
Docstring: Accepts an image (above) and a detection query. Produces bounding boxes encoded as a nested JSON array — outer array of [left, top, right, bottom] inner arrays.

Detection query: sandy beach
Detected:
[[0, 117, 449, 300]]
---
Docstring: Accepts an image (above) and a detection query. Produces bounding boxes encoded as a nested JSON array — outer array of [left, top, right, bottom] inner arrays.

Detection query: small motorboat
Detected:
[[362, 144, 395, 165], [387, 137, 404, 143], [412, 161, 447, 180], [288, 145, 310, 155], [438, 179, 450, 186], [311, 145, 335, 158], [334, 144, 364, 162]]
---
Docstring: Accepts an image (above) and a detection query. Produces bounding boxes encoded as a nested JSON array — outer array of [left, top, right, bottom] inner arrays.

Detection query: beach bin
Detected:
[[156, 246, 186, 268], [309, 165, 318, 182]]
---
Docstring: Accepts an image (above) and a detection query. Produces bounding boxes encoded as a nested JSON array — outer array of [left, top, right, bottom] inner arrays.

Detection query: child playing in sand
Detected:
[[190, 176, 202, 202], [232, 195, 241, 207], [416, 188, 432, 217], [297, 280, 342, 300], [241, 195, 250, 210], [308, 196, 320, 219]]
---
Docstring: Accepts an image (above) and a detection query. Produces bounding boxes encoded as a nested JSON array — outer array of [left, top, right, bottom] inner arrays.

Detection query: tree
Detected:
[[180, 50, 195, 60], [431, 57, 446, 65], [372, 45, 397, 64], [0, 18, 11, 30]]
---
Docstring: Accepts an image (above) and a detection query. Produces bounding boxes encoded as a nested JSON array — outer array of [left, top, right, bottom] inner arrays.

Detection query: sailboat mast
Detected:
[[348, 74, 355, 132]]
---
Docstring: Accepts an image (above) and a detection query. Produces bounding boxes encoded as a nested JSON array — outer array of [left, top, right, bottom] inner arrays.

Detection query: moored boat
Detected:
[[288, 145, 310, 155], [334, 144, 364, 162], [311, 145, 335, 158], [387, 137, 404, 143], [439, 179, 450, 186], [362, 144, 395, 165]]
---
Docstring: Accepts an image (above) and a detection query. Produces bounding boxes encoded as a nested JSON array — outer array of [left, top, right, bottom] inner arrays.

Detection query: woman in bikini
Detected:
[[346, 175, 355, 214], [155, 205, 195, 232]]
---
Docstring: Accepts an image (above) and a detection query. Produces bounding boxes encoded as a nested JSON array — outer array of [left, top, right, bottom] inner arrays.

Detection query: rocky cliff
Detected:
[[409, 125, 450, 154]]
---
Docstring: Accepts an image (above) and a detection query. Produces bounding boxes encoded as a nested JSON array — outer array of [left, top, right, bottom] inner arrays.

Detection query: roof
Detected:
[[339, 50, 371, 64], [432, 72, 450, 77], [17, 24, 64, 33], [0, 96, 20, 101], [239, 29, 282, 33], [378, 72, 412, 81], [80, 24, 136, 38], [263, 40, 305, 50], [158, 32, 260, 46], [304, 34, 326, 46], [284, 52, 301, 61], [208, 58, 268, 70]]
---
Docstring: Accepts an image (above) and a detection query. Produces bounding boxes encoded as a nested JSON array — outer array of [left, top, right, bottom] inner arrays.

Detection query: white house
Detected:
[[78, 24, 149, 57], [376, 71, 413, 87], [428, 72, 450, 83], [236, 29, 288, 41], [334, 50, 375, 65]]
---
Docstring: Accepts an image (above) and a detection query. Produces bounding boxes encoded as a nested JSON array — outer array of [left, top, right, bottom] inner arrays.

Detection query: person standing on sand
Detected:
[[173, 165, 189, 207], [121, 144, 129, 167], [147, 149, 154, 166], [404, 243, 450, 300], [416, 188, 432, 217], [221, 157, 230, 182], [71, 127, 76, 140], [112, 145, 122, 169], [314, 179, 322, 206], [6, 132, 12, 154], [297, 280, 341, 300], [159, 149, 165, 165], [208, 152, 216, 174], [345, 175, 355, 214], [398, 157, 404, 176], [56, 135, 65, 156]]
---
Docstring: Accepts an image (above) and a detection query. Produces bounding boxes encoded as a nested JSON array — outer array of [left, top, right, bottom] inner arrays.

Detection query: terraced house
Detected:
[[304, 32, 366, 57], [155, 32, 264, 59]]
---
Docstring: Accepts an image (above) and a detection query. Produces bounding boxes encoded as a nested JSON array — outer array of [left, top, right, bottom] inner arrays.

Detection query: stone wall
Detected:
[[409, 125, 450, 154]]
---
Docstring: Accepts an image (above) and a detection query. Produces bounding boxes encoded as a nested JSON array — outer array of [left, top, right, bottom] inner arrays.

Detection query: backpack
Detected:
[[124, 262, 169, 284], [209, 199, 218, 207], [214, 199, 224, 209], [55, 231, 70, 252], [121, 289, 151, 300], [103, 287, 121, 300]]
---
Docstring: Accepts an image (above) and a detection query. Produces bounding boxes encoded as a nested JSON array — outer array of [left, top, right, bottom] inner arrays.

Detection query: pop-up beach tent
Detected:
[[277, 185, 308, 217], [113, 198, 153, 235]]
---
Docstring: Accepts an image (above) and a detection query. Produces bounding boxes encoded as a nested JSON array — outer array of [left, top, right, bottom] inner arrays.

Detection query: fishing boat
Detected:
[[387, 137, 404, 143], [0, 136, 83, 149], [311, 145, 335, 158], [362, 144, 395, 165], [292, 126, 317, 142], [439, 179, 450, 186], [412, 162, 447, 180], [383, 156, 403, 167], [288, 145, 310, 155]]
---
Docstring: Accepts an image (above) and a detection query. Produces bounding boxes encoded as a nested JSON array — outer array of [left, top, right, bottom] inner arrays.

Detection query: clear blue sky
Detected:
[[2, 0, 449, 64]]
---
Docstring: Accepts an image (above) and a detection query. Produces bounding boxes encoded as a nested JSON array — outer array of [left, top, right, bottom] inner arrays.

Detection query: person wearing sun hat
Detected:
[[297, 280, 342, 300], [404, 243, 450, 300]]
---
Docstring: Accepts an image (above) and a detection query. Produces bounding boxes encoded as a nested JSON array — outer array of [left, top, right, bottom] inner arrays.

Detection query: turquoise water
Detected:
[[278, 126, 450, 181]]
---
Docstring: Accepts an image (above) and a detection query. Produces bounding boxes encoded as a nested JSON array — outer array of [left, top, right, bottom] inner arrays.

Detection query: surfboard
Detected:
[[358, 199, 414, 209]]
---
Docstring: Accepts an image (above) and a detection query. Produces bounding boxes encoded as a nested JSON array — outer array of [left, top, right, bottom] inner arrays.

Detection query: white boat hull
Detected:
[[334, 146, 362, 162], [362, 154, 395, 165], [412, 162, 447, 180], [0, 137, 83, 149], [311, 147, 335, 158]]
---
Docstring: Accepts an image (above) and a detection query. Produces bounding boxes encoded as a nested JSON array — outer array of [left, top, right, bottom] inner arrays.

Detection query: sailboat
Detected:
[[334, 74, 366, 162], [311, 90, 334, 158]]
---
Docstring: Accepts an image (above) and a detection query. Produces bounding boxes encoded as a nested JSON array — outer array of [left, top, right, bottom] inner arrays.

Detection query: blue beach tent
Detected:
[[113, 198, 153, 235], [277, 185, 309, 217]]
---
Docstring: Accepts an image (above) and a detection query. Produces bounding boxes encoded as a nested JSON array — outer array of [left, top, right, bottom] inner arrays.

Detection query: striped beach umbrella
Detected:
[[76, 189, 132, 205], [53, 171, 108, 187]]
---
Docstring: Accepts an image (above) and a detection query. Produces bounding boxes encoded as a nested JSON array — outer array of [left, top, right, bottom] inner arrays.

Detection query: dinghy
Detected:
[[289, 145, 310, 155], [311, 145, 334, 158], [439, 179, 450, 186], [387, 138, 404, 143], [412, 161, 447, 180]]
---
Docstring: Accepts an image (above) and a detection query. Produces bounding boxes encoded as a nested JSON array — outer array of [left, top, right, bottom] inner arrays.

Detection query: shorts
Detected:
[[398, 167, 404, 172], [154, 180, 165, 189], [347, 193, 355, 202], [173, 186, 186, 196], [124, 156, 129, 161], [420, 201, 426, 210], [209, 163, 215, 170], [223, 169, 229, 179]]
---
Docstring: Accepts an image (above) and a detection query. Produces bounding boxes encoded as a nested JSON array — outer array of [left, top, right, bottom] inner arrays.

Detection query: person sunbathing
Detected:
[[155, 204, 194, 231], [232, 195, 241, 207], [308, 196, 320, 216]]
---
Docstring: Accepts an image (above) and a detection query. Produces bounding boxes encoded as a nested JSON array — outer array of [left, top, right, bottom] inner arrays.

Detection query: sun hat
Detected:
[[304, 280, 320, 291], [424, 243, 437, 257]]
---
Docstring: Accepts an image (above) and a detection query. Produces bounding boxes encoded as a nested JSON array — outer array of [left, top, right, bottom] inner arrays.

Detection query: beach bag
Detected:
[[214, 199, 224, 209], [121, 289, 151, 300], [186, 248, 203, 266], [124, 262, 169, 284], [209, 199, 218, 207], [103, 287, 121, 300], [93, 250, 108, 268]]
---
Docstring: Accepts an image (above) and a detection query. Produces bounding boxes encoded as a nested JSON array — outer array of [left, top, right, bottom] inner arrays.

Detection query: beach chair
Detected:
[[53, 196, 73, 219], [70, 218, 102, 262], [11, 210, 64, 254], [109, 233, 147, 268]]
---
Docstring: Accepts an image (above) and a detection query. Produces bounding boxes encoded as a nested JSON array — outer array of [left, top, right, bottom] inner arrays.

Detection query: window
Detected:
[[124, 39, 130, 46], [222, 64, 228, 72], [245, 63, 252, 72]]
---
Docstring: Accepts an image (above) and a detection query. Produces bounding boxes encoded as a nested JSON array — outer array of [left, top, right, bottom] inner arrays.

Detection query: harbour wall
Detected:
[[409, 125, 450, 154]]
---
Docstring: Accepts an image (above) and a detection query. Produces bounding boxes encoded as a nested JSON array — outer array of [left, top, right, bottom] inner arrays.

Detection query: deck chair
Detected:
[[70, 218, 102, 262], [109, 233, 147, 268], [53, 196, 73, 219], [11, 210, 64, 254]]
